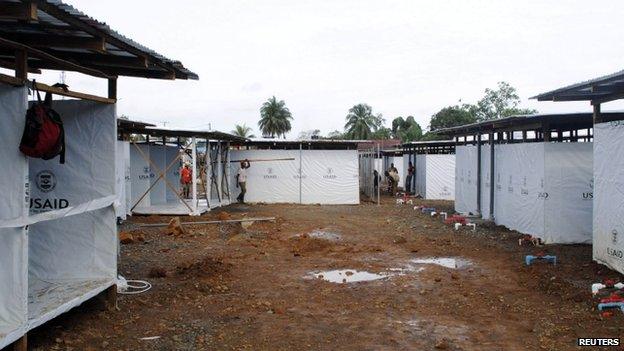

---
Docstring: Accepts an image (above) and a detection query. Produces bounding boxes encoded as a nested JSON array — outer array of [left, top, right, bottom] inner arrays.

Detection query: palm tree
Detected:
[[259, 96, 293, 138], [231, 124, 255, 138], [344, 104, 382, 140]]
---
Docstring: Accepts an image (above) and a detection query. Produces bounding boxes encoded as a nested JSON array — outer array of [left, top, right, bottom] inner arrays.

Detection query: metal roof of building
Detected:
[[238, 138, 359, 150], [0, 0, 198, 80], [532, 70, 624, 105], [433, 112, 624, 136], [118, 125, 247, 142]]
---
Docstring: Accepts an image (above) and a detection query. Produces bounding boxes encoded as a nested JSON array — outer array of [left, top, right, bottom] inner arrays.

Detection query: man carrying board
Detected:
[[236, 159, 250, 203]]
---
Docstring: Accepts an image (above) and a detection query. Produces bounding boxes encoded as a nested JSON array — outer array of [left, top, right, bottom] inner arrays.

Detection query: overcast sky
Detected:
[[43, 0, 624, 137]]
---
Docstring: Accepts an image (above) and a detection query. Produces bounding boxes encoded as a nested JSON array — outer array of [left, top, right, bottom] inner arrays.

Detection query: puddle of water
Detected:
[[308, 229, 341, 241], [309, 269, 390, 283], [410, 257, 471, 269]]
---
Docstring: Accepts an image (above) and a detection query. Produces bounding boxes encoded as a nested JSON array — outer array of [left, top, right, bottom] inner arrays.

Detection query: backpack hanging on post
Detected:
[[19, 81, 65, 164]]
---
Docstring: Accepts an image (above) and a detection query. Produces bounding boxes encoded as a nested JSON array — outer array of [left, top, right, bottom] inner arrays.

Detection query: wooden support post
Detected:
[[476, 133, 482, 214], [593, 103, 602, 124], [14, 50, 27, 80], [191, 137, 198, 215], [543, 121, 551, 142], [12, 334, 27, 351], [489, 132, 495, 220], [108, 78, 117, 100], [105, 284, 117, 311]]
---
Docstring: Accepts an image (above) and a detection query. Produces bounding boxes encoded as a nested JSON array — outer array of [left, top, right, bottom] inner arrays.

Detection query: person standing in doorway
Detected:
[[406, 161, 414, 194], [180, 163, 192, 198], [236, 159, 250, 203]]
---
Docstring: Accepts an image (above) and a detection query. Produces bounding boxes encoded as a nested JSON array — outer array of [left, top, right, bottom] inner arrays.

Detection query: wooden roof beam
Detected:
[[1, 32, 106, 52], [46, 50, 148, 68], [0, 2, 37, 21], [0, 36, 114, 79], [0, 58, 40, 73], [33, 0, 176, 73]]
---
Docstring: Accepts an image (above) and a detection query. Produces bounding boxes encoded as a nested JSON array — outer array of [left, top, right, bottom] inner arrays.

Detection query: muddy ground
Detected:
[[25, 198, 624, 350]]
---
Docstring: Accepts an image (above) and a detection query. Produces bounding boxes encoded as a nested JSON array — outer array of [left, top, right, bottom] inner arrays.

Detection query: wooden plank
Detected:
[[14, 50, 27, 80], [0, 36, 114, 79], [35, 81, 116, 104], [0, 2, 37, 21], [47, 50, 149, 68], [0, 73, 24, 86], [2, 32, 106, 52], [108, 78, 117, 99], [105, 285, 117, 311], [0, 58, 41, 73], [0, 75, 116, 104]]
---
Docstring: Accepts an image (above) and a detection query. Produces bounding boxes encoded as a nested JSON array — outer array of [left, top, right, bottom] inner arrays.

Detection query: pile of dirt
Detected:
[[118, 230, 146, 244], [290, 233, 332, 255], [165, 217, 185, 237], [217, 211, 232, 221], [176, 256, 231, 279]]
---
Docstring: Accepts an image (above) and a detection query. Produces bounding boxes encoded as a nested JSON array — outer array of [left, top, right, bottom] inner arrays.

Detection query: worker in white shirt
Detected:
[[236, 159, 250, 203]]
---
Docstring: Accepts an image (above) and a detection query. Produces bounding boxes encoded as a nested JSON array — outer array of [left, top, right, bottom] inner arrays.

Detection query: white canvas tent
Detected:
[[230, 140, 359, 204], [531, 69, 624, 272], [0, 85, 117, 350], [441, 113, 596, 244], [402, 141, 456, 199], [0, 0, 198, 348], [593, 122, 624, 272], [118, 125, 246, 216]]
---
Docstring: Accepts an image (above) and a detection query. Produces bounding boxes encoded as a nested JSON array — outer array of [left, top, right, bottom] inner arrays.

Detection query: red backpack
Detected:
[[19, 84, 65, 164]]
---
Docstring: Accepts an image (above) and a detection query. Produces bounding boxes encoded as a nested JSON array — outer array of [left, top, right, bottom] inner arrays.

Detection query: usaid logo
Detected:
[[521, 176, 528, 195], [35, 170, 56, 193], [293, 168, 307, 179], [264, 167, 277, 179], [139, 166, 155, 180], [323, 167, 337, 179]]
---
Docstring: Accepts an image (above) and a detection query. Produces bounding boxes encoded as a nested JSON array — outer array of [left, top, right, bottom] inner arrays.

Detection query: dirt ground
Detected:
[[25, 197, 624, 351]]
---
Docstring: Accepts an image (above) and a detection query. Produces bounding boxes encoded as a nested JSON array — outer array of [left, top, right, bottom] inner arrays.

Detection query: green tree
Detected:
[[344, 104, 384, 140], [326, 130, 344, 139], [391, 116, 423, 142], [231, 124, 256, 138], [258, 96, 293, 138], [472, 81, 537, 121], [371, 126, 392, 140], [298, 129, 321, 140], [429, 105, 477, 131]]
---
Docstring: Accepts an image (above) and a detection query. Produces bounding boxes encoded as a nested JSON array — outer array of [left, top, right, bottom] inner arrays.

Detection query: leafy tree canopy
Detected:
[[258, 96, 293, 138], [231, 123, 256, 138], [344, 103, 385, 140]]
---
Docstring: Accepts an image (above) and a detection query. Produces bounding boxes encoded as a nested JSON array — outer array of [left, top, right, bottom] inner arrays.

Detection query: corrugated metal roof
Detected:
[[433, 112, 616, 136], [44, 0, 197, 79], [532, 69, 624, 104], [0, 0, 198, 80]]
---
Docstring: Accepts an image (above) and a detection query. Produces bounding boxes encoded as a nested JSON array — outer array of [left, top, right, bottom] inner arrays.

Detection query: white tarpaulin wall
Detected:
[[0, 88, 117, 349], [27, 99, 117, 329], [414, 154, 455, 200], [0, 83, 28, 349], [128, 143, 198, 215], [230, 149, 359, 204], [115, 140, 130, 219], [455, 142, 592, 244], [593, 122, 624, 273], [455, 146, 478, 214]]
